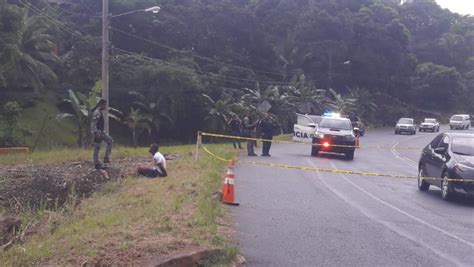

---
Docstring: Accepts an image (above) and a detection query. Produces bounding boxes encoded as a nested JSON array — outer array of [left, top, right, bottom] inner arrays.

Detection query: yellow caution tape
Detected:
[[201, 144, 470, 183], [200, 132, 422, 150]]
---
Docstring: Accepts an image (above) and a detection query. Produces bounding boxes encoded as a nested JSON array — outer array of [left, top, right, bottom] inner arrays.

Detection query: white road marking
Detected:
[[324, 159, 474, 250], [307, 160, 462, 265], [389, 133, 438, 166]]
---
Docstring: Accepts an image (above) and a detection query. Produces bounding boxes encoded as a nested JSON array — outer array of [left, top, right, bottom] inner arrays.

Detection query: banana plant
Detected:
[[327, 88, 357, 115], [125, 107, 153, 147], [57, 86, 122, 147]]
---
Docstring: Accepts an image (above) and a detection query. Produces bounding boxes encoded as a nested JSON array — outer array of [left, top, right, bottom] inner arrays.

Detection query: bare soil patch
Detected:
[[0, 154, 179, 213]]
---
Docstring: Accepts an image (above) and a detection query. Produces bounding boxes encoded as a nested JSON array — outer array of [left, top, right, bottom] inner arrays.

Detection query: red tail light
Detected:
[[323, 141, 330, 149]]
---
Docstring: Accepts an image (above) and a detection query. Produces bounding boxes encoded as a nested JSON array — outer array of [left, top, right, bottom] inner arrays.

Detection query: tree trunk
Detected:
[[78, 124, 84, 148], [132, 130, 137, 147]]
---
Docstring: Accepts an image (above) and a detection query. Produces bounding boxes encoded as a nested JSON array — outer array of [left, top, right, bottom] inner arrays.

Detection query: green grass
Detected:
[[0, 145, 195, 166], [18, 96, 78, 149], [273, 134, 292, 142], [0, 144, 238, 266]]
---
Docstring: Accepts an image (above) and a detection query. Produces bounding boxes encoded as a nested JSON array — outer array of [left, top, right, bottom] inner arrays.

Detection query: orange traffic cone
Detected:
[[221, 160, 239, 206]]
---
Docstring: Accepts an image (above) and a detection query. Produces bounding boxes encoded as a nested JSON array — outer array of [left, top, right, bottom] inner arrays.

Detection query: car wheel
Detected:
[[417, 168, 430, 191], [345, 150, 355, 160], [441, 173, 454, 201], [311, 146, 319, 157], [450, 126, 453, 130], [413, 130, 416, 135], [394, 130, 398, 135]]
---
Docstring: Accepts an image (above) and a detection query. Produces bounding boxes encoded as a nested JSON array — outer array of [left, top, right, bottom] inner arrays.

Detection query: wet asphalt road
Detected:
[[232, 126, 474, 266]]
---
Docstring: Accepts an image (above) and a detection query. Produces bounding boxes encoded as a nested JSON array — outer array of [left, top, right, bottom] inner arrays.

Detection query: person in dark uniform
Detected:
[[243, 115, 258, 156], [259, 113, 277, 157], [90, 99, 113, 170], [227, 114, 243, 149]]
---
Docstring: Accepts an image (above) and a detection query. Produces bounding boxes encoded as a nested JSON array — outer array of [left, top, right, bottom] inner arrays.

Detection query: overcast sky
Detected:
[[436, 0, 474, 15]]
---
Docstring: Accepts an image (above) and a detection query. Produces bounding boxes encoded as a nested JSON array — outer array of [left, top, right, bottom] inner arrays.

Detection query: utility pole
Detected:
[[102, 0, 110, 134], [328, 49, 333, 90]]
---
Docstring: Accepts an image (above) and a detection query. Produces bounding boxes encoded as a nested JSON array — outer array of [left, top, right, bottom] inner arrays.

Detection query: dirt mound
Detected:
[[0, 156, 167, 212], [1, 162, 115, 212]]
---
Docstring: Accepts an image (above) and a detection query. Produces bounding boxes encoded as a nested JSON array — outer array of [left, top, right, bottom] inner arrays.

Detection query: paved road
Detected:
[[232, 126, 474, 266]]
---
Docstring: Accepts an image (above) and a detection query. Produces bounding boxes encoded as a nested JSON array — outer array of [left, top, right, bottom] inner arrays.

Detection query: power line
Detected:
[[113, 48, 286, 86], [110, 27, 298, 77], [19, 0, 99, 46], [17, 1, 295, 86]]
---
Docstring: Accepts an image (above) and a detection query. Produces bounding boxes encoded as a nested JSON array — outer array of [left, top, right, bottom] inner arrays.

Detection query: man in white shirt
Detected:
[[137, 143, 168, 178]]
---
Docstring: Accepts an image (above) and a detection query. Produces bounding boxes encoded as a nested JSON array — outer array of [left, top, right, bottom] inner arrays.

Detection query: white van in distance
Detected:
[[449, 114, 471, 130]]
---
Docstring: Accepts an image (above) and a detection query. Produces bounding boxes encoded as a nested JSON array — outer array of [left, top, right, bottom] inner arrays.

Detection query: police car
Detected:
[[311, 113, 357, 160], [293, 113, 322, 143]]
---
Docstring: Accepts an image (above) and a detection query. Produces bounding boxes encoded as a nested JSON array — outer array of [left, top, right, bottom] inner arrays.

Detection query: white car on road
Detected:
[[449, 114, 471, 130], [419, 118, 440, 132]]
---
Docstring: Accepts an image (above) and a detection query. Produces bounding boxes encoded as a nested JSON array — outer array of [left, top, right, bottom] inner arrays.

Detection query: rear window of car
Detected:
[[319, 118, 352, 130], [451, 116, 462, 121], [424, 119, 436, 123], [452, 137, 474, 156], [398, 118, 413, 124]]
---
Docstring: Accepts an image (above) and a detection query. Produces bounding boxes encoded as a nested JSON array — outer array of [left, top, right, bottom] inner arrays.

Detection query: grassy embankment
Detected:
[[17, 97, 77, 149], [0, 143, 239, 265]]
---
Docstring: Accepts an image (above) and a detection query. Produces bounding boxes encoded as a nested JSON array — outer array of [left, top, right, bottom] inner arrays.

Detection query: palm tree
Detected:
[[291, 74, 329, 114], [127, 91, 172, 137], [3, 5, 58, 94], [202, 92, 240, 132], [348, 88, 377, 118], [125, 108, 153, 147], [241, 83, 295, 114], [328, 88, 357, 115]]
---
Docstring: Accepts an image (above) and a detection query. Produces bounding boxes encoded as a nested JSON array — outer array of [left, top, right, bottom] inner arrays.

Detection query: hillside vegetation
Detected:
[[1, 0, 473, 148]]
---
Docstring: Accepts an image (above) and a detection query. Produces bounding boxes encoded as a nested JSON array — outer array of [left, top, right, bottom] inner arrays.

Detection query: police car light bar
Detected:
[[323, 112, 341, 118]]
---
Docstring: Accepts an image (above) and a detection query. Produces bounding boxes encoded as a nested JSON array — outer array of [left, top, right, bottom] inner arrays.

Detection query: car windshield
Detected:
[[452, 137, 474, 156], [451, 116, 462, 121], [398, 118, 413, 124], [424, 119, 436, 123], [319, 118, 352, 130]]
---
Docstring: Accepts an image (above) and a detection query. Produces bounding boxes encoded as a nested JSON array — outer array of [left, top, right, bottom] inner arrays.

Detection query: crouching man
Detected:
[[137, 143, 168, 178]]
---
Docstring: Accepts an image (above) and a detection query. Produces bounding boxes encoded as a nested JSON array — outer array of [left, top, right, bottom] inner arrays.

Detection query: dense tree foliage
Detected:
[[0, 0, 473, 146]]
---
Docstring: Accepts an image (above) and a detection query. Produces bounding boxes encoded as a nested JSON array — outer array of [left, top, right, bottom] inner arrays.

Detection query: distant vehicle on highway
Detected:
[[449, 114, 471, 130], [395, 118, 417, 135], [418, 133, 474, 200], [347, 115, 365, 136], [311, 115, 356, 160], [293, 113, 322, 143], [419, 118, 440, 132]]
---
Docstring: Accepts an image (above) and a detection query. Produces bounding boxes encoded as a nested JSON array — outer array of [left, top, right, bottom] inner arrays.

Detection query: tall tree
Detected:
[[1, 3, 58, 94]]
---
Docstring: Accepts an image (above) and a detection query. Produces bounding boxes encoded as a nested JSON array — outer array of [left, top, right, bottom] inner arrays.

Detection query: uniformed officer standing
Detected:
[[227, 114, 243, 149], [91, 99, 113, 170], [243, 115, 258, 156], [259, 113, 276, 157]]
